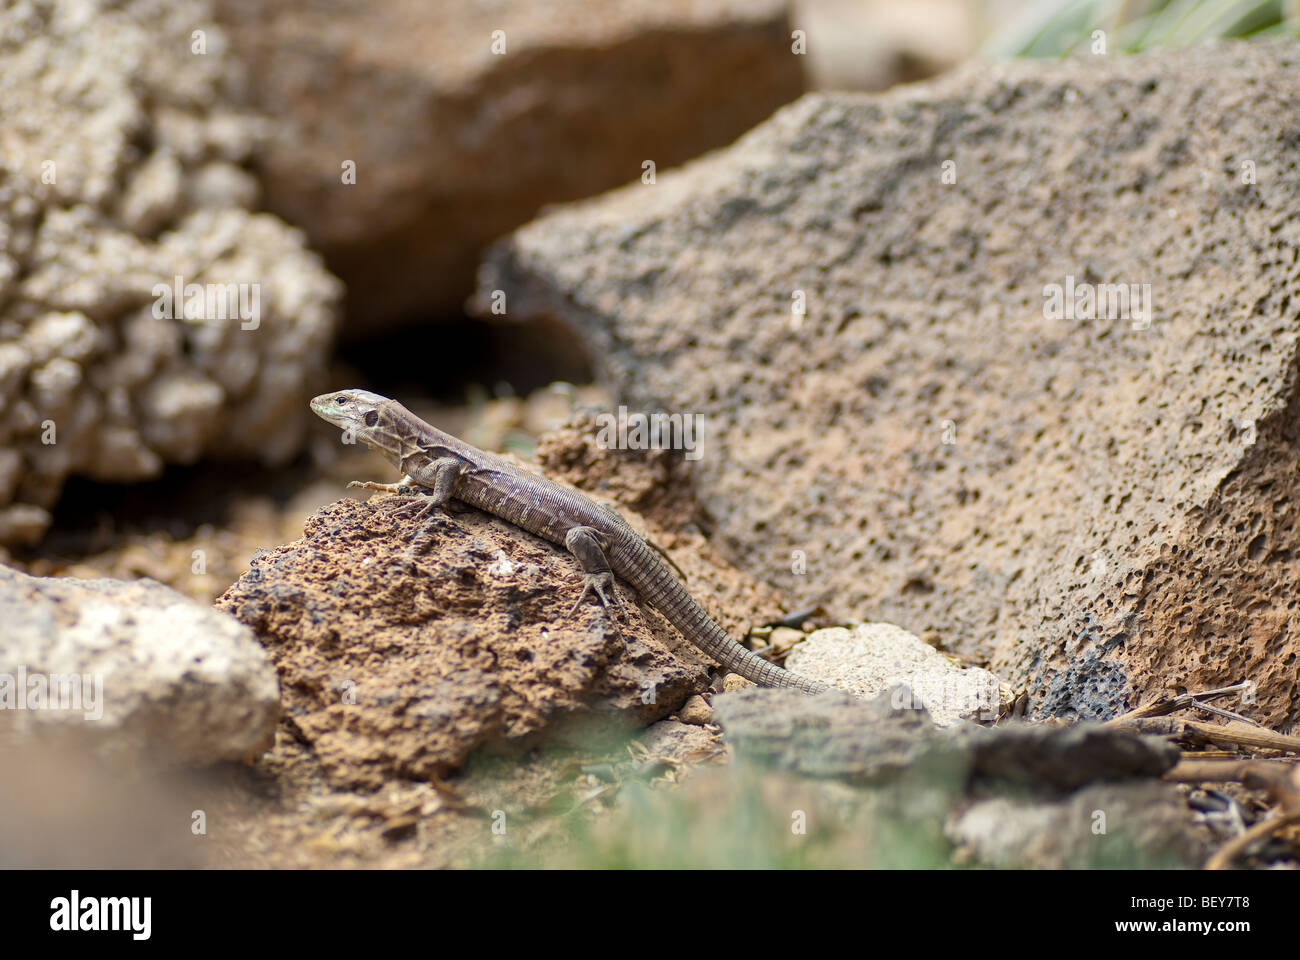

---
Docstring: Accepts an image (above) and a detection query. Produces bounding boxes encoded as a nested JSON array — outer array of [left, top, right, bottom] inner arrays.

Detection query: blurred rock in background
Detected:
[[212, 0, 807, 336], [793, 0, 982, 90], [0, 0, 341, 548]]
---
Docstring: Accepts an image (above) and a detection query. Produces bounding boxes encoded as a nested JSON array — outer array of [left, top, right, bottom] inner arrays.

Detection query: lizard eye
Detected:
[[333, 395, 349, 404], [363, 410, 379, 427]]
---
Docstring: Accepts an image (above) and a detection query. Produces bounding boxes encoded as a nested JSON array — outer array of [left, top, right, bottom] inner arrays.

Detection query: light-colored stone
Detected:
[[722, 673, 756, 693], [767, 626, 805, 656], [0, 0, 342, 546], [0, 565, 280, 766], [948, 782, 1202, 869], [787, 623, 1002, 726]]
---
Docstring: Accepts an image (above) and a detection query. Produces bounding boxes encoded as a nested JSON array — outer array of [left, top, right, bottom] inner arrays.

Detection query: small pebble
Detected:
[[678, 694, 712, 725]]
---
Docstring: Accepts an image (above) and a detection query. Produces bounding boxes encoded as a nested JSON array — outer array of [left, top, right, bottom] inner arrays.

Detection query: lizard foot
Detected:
[[385, 497, 440, 524], [568, 571, 626, 640], [362, 491, 439, 524]]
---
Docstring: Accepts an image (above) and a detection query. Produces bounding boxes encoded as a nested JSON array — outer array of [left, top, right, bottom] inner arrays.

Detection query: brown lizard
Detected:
[[310, 388, 831, 694]]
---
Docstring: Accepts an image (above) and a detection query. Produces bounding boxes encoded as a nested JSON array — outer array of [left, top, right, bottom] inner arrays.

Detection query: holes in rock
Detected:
[[1247, 532, 1268, 561]]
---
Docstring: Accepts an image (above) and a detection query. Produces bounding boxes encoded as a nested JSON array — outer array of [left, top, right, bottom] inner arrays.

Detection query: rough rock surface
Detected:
[[212, 0, 803, 333], [965, 721, 1180, 792], [0, 564, 280, 765], [786, 622, 1006, 725], [480, 42, 1300, 730], [0, 0, 341, 546], [714, 688, 1178, 792], [216, 429, 788, 790], [713, 687, 949, 783]]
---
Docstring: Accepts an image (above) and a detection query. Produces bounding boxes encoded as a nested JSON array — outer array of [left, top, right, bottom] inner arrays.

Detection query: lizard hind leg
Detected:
[[564, 526, 626, 639]]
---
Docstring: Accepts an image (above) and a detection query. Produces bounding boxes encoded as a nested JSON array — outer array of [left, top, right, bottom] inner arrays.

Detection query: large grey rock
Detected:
[[479, 42, 1300, 731], [0, 0, 341, 546], [0, 564, 280, 765], [965, 721, 1181, 792], [714, 688, 1178, 792]]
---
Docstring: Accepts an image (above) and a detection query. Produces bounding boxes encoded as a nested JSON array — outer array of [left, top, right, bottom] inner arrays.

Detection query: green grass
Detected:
[[983, 0, 1300, 57], [475, 758, 964, 870]]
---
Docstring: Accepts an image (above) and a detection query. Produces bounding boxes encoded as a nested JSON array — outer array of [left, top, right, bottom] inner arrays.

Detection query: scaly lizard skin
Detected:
[[310, 388, 830, 694]]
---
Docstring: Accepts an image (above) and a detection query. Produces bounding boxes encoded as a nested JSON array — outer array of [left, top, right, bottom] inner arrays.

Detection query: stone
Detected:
[[0, 0, 342, 547], [948, 782, 1202, 869], [786, 622, 1005, 725], [713, 688, 1179, 794], [479, 42, 1300, 731], [712, 687, 951, 783], [677, 694, 713, 725], [212, 0, 804, 333], [965, 721, 1181, 792], [216, 431, 787, 789], [0, 564, 280, 766]]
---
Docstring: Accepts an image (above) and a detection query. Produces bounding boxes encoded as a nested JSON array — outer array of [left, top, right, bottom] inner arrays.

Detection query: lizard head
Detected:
[[310, 388, 405, 463]]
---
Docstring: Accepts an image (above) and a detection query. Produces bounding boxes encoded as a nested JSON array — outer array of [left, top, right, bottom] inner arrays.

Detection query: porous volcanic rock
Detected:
[[0, 0, 341, 546], [217, 425, 789, 789], [212, 0, 804, 333], [479, 42, 1300, 729]]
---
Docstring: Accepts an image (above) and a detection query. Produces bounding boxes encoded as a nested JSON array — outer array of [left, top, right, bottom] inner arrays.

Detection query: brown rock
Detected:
[[212, 0, 804, 334], [722, 673, 756, 693], [677, 694, 713, 725], [217, 433, 787, 788], [477, 43, 1300, 730]]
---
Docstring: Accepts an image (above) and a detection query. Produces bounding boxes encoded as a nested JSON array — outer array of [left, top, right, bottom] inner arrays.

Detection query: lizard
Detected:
[[310, 388, 831, 695]]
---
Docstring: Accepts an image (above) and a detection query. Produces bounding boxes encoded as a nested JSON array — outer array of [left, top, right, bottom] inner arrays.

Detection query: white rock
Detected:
[[786, 622, 1005, 726], [0, 566, 279, 765]]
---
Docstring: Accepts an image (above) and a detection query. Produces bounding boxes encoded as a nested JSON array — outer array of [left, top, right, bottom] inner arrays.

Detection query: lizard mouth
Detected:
[[309, 394, 347, 424]]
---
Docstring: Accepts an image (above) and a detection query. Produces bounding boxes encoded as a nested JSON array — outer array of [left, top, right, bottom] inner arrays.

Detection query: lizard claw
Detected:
[[387, 497, 440, 523], [568, 572, 626, 641], [364, 493, 441, 526], [568, 571, 617, 614]]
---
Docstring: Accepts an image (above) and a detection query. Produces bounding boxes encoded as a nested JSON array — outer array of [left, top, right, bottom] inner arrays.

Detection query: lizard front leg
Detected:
[[352, 457, 463, 522], [417, 457, 464, 507], [564, 526, 625, 638], [389, 458, 465, 559]]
